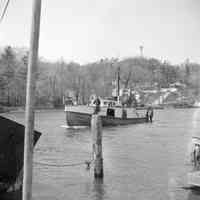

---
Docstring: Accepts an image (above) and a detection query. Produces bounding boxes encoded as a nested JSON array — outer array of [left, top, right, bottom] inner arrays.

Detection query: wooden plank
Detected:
[[92, 115, 104, 178]]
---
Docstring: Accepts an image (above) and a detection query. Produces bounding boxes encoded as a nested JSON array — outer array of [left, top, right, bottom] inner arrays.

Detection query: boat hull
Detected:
[[66, 111, 148, 127], [0, 116, 42, 193]]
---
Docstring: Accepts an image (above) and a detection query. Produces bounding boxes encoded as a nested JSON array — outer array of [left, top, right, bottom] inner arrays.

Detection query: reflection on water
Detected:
[[92, 179, 106, 200], [0, 190, 21, 200], [1, 109, 200, 200], [188, 189, 200, 200]]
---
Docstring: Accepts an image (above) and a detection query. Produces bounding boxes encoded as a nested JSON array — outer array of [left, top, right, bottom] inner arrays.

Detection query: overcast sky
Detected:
[[0, 0, 200, 64]]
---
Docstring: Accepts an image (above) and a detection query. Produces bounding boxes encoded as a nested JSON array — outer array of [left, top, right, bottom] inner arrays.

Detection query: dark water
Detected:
[[2, 108, 200, 200]]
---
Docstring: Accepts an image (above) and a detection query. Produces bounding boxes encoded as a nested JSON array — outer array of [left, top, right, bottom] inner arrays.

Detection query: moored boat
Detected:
[[65, 66, 153, 127], [188, 171, 200, 188], [173, 102, 196, 109], [136, 105, 164, 110], [187, 137, 200, 187], [0, 116, 42, 193], [65, 105, 150, 127], [66, 110, 148, 127]]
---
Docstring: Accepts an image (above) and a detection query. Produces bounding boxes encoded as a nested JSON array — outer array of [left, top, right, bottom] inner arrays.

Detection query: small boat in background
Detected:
[[136, 105, 164, 110], [187, 137, 200, 188], [188, 171, 200, 188]]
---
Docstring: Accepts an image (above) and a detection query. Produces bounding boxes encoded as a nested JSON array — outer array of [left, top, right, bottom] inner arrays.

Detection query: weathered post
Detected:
[[23, 0, 42, 200], [91, 114, 104, 178]]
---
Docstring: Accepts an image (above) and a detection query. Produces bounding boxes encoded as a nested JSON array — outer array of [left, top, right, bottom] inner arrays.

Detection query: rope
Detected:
[[0, 0, 10, 23], [34, 159, 93, 168]]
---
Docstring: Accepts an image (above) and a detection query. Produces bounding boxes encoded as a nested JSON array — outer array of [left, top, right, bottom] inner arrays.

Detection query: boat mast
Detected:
[[117, 66, 120, 104]]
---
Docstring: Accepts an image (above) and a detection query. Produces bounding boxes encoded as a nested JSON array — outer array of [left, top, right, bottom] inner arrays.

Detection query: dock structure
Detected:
[[91, 115, 104, 178]]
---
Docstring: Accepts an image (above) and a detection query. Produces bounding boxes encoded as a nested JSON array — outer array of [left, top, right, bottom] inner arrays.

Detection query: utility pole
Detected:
[[139, 45, 144, 57], [23, 0, 42, 200]]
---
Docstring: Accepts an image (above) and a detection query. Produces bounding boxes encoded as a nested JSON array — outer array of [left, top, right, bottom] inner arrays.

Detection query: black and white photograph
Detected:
[[0, 0, 200, 199]]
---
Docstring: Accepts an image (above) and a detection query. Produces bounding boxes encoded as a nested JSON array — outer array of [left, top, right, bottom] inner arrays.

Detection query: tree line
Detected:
[[0, 46, 200, 108]]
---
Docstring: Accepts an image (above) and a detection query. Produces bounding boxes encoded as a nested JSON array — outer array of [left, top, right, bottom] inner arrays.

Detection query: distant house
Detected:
[[141, 89, 158, 94], [169, 82, 186, 88], [160, 87, 177, 93]]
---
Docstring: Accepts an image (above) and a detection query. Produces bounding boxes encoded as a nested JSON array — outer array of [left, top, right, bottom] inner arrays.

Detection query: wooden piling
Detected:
[[22, 0, 42, 200], [91, 114, 104, 178]]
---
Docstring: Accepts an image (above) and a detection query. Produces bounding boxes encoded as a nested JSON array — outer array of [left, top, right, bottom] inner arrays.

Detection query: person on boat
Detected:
[[146, 106, 153, 123], [149, 107, 154, 123], [121, 104, 127, 119], [193, 143, 200, 169], [107, 102, 115, 117], [145, 110, 149, 122], [93, 96, 101, 114]]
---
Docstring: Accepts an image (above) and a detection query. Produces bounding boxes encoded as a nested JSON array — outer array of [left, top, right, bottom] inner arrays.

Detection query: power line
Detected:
[[0, 0, 10, 23], [0, 0, 5, 11], [0, 0, 10, 24]]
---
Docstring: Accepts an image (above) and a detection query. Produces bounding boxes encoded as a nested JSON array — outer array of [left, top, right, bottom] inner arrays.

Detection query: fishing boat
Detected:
[[0, 116, 41, 193], [65, 108, 148, 127], [65, 102, 150, 127], [65, 66, 152, 127]]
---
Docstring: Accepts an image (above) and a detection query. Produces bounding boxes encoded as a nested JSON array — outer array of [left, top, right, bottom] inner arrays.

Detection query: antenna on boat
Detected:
[[117, 66, 120, 105]]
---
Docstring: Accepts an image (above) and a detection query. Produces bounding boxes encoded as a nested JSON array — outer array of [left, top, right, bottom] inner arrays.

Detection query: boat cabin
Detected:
[[64, 97, 75, 106], [89, 98, 120, 108]]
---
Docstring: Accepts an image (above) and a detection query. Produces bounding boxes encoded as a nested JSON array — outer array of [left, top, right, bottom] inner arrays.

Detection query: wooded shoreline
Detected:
[[1, 46, 200, 108]]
